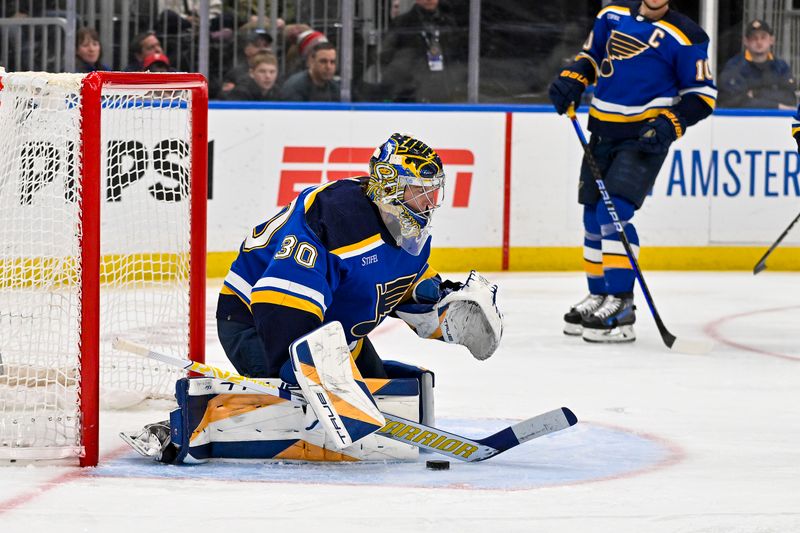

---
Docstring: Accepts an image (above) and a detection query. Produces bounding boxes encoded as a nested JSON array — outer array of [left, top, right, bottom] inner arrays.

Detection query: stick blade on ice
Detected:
[[670, 337, 714, 355]]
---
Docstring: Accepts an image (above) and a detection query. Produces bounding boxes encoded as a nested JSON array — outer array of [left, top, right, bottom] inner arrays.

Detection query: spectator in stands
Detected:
[[281, 42, 340, 102], [719, 19, 796, 109], [283, 24, 329, 78], [74, 27, 109, 73], [143, 53, 174, 73], [223, 52, 280, 101], [379, 0, 465, 103], [125, 31, 169, 72], [158, 0, 234, 37], [221, 30, 273, 94], [380, 0, 466, 102]]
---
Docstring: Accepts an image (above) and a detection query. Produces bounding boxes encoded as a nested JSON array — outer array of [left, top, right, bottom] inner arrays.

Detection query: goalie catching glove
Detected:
[[395, 270, 503, 360]]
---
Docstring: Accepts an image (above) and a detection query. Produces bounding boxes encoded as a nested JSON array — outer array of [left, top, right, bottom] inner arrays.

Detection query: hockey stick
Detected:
[[753, 211, 800, 274], [566, 106, 713, 355], [113, 338, 577, 462]]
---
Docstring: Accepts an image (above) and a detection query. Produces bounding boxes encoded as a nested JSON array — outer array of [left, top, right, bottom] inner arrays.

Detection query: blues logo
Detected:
[[351, 274, 416, 337], [600, 30, 648, 77]]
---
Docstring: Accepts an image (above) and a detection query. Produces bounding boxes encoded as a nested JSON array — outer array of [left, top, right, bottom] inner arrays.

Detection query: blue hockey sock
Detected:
[[595, 196, 638, 295], [582, 204, 605, 294]]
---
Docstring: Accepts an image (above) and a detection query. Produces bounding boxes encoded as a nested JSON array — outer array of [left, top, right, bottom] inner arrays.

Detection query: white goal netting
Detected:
[[0, 72, 199, 461]]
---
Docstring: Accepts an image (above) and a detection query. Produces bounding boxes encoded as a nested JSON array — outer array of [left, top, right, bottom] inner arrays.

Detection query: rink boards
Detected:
[[203, 104, 800, 272]]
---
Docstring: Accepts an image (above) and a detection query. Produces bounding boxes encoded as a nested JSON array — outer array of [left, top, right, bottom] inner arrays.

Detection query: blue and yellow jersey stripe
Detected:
[[251, 290, 324, 321], [303, 180, 340, 213], [222, 270, 254, 305], [331, 233, 384, 259], [679, 86, 718, 110], [589, 95, 676, 123], [653, 20, 691, 45], [597, 5, 630, 18], [251, 276, 327, 320]]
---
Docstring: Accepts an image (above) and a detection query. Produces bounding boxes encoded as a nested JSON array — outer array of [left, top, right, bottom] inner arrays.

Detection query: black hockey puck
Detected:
[[426, 460, 450, 470]]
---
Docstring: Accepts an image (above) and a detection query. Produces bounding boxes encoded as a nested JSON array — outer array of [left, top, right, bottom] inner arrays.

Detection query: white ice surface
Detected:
[[1, 272, 799, 533]]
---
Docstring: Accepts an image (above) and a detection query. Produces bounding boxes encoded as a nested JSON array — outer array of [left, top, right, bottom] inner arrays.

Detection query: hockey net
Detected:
[[0, 72, 207, 465]]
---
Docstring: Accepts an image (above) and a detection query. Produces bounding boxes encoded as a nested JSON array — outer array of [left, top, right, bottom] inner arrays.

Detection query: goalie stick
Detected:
[[567, 106, 713, 355], [753, 211, 800, 275], [113, 338, 577, 462]]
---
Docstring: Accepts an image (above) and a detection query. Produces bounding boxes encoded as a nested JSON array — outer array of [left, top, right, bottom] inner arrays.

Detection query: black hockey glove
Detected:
[[439, 279, 464, 299], [408, 276, 463, 305], [793, 127, 800, 153], [548, 69, 589, 115], [637, 110, 686, 154]]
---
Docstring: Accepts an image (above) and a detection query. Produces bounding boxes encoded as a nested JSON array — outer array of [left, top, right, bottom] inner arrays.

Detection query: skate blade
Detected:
[[563, 322, 582, 336], [119, 431, 155, 457], [582, 325, 636, 343]]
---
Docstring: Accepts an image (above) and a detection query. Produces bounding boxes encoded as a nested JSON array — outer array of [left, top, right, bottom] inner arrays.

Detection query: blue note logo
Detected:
[[351, 274, 416, 336], [600, 30, 648, 77]]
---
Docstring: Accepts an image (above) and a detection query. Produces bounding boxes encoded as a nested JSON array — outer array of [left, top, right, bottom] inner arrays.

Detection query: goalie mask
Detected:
[[366, 133, 445, 255]]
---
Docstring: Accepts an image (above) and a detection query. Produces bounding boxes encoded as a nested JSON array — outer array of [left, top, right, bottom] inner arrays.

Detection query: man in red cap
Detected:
[[143, 52, 174, 73], [125, 31, 172, 72]]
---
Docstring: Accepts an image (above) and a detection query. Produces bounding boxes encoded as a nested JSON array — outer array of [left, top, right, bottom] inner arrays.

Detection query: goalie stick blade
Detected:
[[379, 407, 577, 462], [508, 407, 578, 445], [471, 407, 578, 461]]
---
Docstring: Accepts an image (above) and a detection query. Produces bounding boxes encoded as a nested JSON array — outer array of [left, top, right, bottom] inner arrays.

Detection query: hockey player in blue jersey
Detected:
[[216, 133, 502, 381], [121, 133, 503, 462], [548, 0, 716, 343]]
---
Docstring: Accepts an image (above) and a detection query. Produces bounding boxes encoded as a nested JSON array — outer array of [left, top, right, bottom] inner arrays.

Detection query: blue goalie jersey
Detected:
[[216, 178, 436, 375], [577, 1, 717, 137]]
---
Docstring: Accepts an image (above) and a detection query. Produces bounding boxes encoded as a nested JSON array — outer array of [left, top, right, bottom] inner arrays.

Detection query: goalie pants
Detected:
[[217, 318, 388, 382]]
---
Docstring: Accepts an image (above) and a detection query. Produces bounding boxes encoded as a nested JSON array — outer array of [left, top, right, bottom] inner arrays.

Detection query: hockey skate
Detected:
[[563, 294, 606, 335], [120, 420, 177, 463], [581, 294, 636, 343]]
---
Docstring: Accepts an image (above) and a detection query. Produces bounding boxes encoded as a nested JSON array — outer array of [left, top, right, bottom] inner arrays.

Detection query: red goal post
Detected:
[[0, 71, 207, 466]]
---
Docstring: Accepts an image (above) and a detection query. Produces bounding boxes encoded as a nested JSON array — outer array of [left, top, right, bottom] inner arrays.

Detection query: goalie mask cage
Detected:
[[0, 72, 207, 467]]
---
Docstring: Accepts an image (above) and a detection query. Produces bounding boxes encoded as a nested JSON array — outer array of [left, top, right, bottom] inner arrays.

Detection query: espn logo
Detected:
[[278, 146, 475, 207]]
